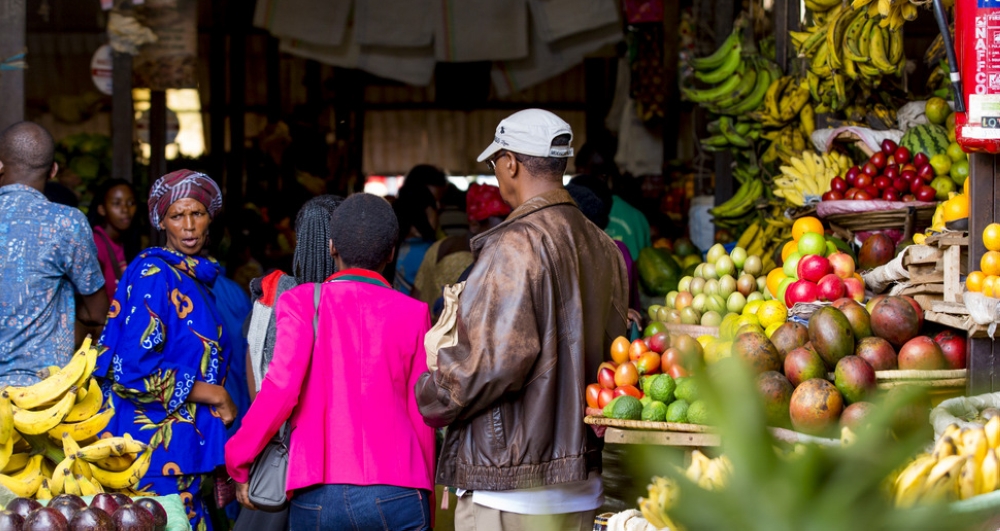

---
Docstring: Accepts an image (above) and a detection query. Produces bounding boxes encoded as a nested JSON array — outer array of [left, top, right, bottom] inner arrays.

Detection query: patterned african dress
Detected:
[[96, 247, 232, 531]]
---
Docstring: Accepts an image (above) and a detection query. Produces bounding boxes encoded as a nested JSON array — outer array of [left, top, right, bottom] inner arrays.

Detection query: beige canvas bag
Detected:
[[424, 281, 465, 372]]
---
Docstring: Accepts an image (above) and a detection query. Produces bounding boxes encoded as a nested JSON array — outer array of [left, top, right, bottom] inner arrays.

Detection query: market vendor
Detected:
[[96, 169, 236, 531], [0, 121, 108, 387], [415, 109, 629, 531]]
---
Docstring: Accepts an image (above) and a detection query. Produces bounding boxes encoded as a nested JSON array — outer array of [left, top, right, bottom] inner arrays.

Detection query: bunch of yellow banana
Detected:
[[761, 123, 812, 166], [893, 419, 1000, 507], [853, 0, 920, 29], [791, 5, 907, 110], [739, 207, 792, 272], [0, 337, 153, 498], [774, 151, 853, 206], [638, 451, 733, 529]]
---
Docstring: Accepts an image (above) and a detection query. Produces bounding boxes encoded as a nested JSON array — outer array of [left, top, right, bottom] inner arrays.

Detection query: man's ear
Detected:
[[49, 162, 59, 180]]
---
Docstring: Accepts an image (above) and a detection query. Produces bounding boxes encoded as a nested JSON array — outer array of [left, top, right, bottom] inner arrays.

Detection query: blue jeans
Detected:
[[289, 484, 431, 531]]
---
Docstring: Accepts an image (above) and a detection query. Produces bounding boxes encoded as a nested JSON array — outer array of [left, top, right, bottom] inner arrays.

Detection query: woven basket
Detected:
[[822, 204, 935, 233]]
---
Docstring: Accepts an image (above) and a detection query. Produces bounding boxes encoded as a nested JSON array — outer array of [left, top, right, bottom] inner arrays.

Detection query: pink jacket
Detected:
[[225, 269, 436, 496]]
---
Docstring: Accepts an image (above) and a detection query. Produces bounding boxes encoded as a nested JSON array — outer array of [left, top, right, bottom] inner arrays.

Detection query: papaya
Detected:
[[637, 247, 681, 296]]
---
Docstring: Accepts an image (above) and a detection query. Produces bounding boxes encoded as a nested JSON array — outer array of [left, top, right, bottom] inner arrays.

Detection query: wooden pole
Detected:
[[266, 36, 281, 123], [209, 0, 227, 186], [967, 153, 996, 394], [227, 20, 246, 207], [662, 0, 681, 161], [0, 0, 25, 130], [773, 0, 801, 73], [149, 90, 167, 180], [712, 0, 736, 224], [111, 49, 133, 183]]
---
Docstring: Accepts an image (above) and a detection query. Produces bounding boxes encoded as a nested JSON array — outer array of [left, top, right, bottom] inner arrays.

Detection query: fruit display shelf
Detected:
[[584, 413, 720, 447]]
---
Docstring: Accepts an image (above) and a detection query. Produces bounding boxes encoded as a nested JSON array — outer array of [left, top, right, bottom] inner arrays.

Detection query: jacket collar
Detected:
[[0, 183, 45, 199], [325, 268, 390, 287], [471, 188, 575, 254]]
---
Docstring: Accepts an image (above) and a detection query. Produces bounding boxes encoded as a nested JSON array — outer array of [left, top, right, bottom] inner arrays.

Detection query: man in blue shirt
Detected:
[[0, 122, 107, 386]]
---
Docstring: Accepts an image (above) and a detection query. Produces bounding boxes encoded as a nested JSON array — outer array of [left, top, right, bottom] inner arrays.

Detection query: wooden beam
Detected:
[[227, 25, 246, 206], [149, 90, 167, 180], [111, 49, 133, 183], [967, 153, 995, 394], [712, 0, 736, 222], [266, 35, 280, 123], [209, 0, 227, 185], [0, 0, 25, 130], [662, 0, 681, 161], [773, 0, 801, 72]]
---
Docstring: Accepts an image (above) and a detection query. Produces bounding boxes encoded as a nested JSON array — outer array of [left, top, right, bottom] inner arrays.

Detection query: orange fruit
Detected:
[[766, 268, 787, 298], [985, 224, 1000, 252], [943, 195, 970, 223], [610, 336, 630, 364], [964, 175, 970, 195], [792, 216, 824, 241], [781, 240, 798, 262], [983, 252, 1000, 277], [967, 271, 986, 293], [984, 276, 999, 298]]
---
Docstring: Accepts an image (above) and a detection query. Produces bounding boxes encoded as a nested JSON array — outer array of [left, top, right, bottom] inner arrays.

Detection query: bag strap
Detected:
[[96, 229, 122, 280], [279, 283, 321, 442]]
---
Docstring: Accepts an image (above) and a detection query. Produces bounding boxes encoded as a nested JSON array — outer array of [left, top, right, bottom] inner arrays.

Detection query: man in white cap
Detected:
[[416, 109, 629, 530]]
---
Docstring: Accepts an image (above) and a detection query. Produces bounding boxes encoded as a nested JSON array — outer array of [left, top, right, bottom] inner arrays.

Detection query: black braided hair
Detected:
[[292, 194, 344, 284]]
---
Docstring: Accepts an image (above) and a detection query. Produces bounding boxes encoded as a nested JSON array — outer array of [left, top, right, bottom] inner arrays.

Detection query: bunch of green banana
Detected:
[[638, 451, 732, 528], [684, 29, 780, 118], [710, 177, 764, 227], [702, 116, 763, 153], [0, 337, 156, 498], [774, 150, 852, 206], [893, 420, 1000, 507]]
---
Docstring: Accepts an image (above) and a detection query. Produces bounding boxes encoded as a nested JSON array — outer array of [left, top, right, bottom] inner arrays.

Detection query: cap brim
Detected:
[[476, 142, 503, 163]]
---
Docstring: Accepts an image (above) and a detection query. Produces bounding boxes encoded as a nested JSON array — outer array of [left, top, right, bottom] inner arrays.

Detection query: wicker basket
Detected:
[[820, 203, 935, 235]]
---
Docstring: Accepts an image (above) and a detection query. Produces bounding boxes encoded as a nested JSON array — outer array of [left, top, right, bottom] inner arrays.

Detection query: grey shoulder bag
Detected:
[[247, 283, 321, 512]]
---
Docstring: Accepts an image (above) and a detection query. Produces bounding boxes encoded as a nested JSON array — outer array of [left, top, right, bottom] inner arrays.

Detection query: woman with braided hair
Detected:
[[243, 194, 344, 398]]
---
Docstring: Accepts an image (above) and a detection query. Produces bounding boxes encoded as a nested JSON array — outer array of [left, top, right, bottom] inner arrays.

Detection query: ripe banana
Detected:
[[47, 406, 113, 441], [90, 446, 153, 489], [6, 344, 89, 410], [0, 455, 44, 497], [36, 478, 53, 500], [77, 434, 146, 461], [0, 391, 13, 445], [1, 452, 29, 474], [986, 416, 1000, 449], [64, 378, 103, 423], [982, 449, 1000, 495], [12, 389, 77, 435]]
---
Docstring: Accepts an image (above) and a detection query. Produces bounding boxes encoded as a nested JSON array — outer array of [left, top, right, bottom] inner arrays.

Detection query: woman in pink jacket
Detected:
[[226, 194, 436, 530]]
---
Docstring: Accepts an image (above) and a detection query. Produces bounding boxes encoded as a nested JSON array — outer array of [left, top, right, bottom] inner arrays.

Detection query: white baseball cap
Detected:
[[476, 109, 575, 162]]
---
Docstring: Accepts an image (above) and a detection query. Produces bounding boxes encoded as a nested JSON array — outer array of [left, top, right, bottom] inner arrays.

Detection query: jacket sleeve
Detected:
[[225, 286, 314, 483], [415, 227, 545, 428]]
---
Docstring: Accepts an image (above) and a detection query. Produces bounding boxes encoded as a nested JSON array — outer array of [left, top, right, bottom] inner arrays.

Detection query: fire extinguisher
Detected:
[[949, 0, 1000, 153]]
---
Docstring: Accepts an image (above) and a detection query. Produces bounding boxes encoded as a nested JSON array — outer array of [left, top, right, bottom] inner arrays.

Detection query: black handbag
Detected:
[[246, 283, 321, 512]]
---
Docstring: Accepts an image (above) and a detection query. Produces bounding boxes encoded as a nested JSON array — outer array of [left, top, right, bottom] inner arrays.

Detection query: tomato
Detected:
[[598, 388, 615, 408], [597, 361, 617, 375], [598, 367, 616, 390], [614, 362, 640, 387], [667, 364, 690, 379], [661, 348, 682, 372], [614, 385, 642, 399], [629, 339, 649, 361], [636, 351, 661, 375], [586, 383, 602, 409]]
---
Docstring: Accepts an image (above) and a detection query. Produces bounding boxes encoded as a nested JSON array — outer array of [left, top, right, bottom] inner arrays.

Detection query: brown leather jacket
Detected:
[[415, 188, 629, 491]]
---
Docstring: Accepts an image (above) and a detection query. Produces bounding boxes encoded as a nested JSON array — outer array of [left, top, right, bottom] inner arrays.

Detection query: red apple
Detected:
[[786, 279, 819, 307], [917, 164, 935, 182], [598, 361, 617, 374], [855, 174, 873, 189], [882, 188, 899, 201], [828, 252, 855, 279], [845, 188, 858, 200], [855, 189, 873, 200], [870, 152, 887, 169], [913, 152, 929, 168], [893, 146, 911, 165], [831, 177, 848, 193], [798, 254, 833, 283], [864, 185, 879, 197], [874, 176, 891, 190], [901, 163, 917, 173], [915, 185, 937, 202], [843, 277, 865, 302], [822, 191, 844, 201], [648, 332, 669, 354], [845, 166, 861, 185], [598, 367, 616, 389], [884, 165, 900, 181], [817, 274, 846, 302], [862, 162, 880, 177], [881, 139, 898, 155], [934, 330, 967, 370], [900, 169, 917, 182], [892, 178, 910, 193]]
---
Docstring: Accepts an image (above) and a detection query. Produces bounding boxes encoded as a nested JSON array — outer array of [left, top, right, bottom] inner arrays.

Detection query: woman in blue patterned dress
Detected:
[[96, 170, 236, 531]]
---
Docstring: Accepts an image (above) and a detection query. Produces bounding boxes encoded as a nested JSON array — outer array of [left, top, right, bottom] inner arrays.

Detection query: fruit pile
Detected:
[[965, 223, 1000, 299], [702, 294, 961, 436], [765, 217, 864, 307], [893, 420, 1000, 506], [651, 243, 770, 328], [0, 493, 168, 531], [827, 138, 938, 202], [638, 451, 732, 530], [0, 338, 152, 499]]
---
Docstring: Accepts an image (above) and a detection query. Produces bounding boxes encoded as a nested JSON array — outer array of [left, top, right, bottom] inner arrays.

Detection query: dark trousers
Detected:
[[289, 484, 431, 531]]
